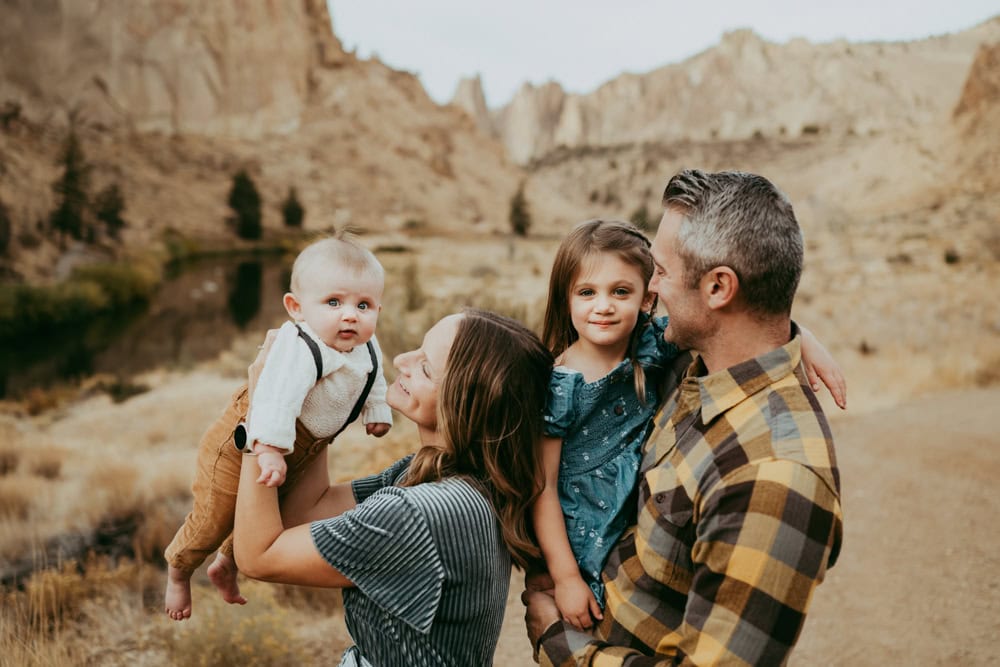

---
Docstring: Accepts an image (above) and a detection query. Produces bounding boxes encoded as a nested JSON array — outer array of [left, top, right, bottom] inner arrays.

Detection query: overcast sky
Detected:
[[327, 1, 998, 108]]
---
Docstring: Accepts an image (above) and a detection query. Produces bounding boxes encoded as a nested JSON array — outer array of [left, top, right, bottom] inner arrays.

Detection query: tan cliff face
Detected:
[[481, 19, 1000, 165], [0, 0, 525, 282], [0, 0, 348, 137]]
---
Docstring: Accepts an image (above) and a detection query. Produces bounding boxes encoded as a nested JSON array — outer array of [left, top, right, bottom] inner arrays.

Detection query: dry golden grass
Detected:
[[0, 234, 997, 664]]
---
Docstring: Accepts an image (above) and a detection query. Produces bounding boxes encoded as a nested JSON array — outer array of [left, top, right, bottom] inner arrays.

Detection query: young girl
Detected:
[[532, 219, 845, 630]]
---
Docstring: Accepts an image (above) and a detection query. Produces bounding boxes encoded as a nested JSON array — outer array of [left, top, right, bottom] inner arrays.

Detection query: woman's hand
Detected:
[[799, 325, 847, 409], [554, 574, 602, 631]]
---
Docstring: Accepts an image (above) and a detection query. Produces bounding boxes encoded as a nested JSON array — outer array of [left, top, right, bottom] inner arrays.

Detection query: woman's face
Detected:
[[387, 314, 462, 434]]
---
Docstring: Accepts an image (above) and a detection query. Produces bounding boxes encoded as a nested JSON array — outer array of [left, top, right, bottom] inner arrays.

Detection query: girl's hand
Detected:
[[799, 325, 847, 409], [554, 575, 603, 630]]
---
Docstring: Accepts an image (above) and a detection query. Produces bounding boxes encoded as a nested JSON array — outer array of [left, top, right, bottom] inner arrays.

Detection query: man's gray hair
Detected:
[[662, 169, 803, 315]]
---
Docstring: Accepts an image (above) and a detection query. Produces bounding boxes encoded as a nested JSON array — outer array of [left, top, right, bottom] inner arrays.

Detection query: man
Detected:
[[525, 169, 843, 665]]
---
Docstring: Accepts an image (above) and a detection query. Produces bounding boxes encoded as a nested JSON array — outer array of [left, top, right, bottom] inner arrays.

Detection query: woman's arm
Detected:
[[531, 436, 603, 630], [234, 451, 354, 588], [277, 448, 358, 527]]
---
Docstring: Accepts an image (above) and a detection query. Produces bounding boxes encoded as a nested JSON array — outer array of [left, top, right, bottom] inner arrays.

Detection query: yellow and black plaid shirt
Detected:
[[538, 329, 843, 666]]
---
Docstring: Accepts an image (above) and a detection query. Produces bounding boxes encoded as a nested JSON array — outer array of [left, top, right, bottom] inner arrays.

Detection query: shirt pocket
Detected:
[[637, 477, 695, 589]]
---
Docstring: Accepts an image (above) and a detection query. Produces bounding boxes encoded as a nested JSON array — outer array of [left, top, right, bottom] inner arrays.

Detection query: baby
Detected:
[[164, 236, 392, 620]]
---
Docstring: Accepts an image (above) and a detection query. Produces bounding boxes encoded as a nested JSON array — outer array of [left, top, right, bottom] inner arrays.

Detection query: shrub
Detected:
[[93, 183, 127, 240], [509, 182, 531, 237], [629, 204, 654, 232], [281, 186, 304, 228], [49, 128, 91, 242], [165, 580, 309, 666], [0, 198, 10, 254], [227, 169, 262, 240]]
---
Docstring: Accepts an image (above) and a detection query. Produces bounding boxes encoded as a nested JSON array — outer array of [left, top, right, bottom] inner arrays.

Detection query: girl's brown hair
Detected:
[[541, 219, 655, 401], [403, 309, 553, 569]]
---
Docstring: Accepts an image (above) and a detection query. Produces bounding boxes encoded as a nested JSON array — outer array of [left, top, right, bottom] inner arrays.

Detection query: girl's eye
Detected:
[[613, 287, 630, 296], [421, 363, 431, 379], [327, 298, 340, 307], [578, 288, 594, 297]]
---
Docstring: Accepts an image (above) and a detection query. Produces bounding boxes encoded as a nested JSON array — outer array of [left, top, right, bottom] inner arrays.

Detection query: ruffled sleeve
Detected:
[[310, 485, 443, 635], [351, 455, 413, 504], [635, 314, 681, 369], [543, 367, 584, 438]]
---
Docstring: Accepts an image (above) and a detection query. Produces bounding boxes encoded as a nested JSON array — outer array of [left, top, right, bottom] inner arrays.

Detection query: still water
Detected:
[[0, 255, 291, 399]]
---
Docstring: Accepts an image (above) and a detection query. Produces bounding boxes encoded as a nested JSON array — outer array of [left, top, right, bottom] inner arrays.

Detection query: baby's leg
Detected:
[[164, 564, 194, 620], [164, 385, 248, 619], [207, 551, 246, 605]]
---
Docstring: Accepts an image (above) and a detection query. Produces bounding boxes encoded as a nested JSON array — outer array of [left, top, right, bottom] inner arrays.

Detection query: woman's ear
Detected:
[[702, 267, 738, 310], [283, 292, 303, 320]]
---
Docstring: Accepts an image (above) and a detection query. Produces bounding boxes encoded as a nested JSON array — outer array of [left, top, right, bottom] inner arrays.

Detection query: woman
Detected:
[[234, 309, 553, 666]]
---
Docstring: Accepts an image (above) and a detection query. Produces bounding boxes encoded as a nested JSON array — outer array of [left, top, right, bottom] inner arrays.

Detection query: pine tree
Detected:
[[629, 203, 653, 232], [50, 128, 91, 242], [94, 183, 127, 240], [281, 186, 305, 228], [0, 199, 11, 255], [509, 183, 531, 237], [227, 169, 262, 240]]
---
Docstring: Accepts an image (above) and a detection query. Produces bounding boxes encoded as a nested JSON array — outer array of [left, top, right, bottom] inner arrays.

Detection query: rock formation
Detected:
[[0, 0, 525, 282], [491, 18, 1000, 164]]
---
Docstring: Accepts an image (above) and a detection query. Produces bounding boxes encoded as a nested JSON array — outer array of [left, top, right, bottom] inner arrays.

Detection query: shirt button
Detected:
[[614, 404, 624, 416], [655, 493, 665, 504]]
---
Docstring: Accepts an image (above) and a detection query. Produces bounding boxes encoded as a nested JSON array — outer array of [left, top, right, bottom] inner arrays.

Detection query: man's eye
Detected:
[[327, 298, 340, 307]]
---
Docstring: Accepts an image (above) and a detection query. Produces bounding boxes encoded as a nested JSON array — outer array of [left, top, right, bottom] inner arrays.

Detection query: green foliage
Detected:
[[281, 186, 304, 228], [0, 261, 159, 339], [93, 183, 127, 240], [49, 129, 91, 241], [509, 183, 531, 237], [227, 169, 262, 240], [629, 203, 655, 232]]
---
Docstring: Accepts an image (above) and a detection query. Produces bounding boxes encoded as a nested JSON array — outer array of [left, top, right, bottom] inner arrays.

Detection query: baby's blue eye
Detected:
[[328, 298, 340, 307], [358, 302, 369, 311]]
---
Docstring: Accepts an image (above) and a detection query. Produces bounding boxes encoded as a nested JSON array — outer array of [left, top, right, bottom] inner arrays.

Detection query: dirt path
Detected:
[[492, 386, 1000, 665]]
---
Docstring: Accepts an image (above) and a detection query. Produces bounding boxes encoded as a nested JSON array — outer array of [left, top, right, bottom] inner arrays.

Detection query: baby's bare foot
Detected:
[[207, 552, 247, 605], [164, 565, 193, 621]]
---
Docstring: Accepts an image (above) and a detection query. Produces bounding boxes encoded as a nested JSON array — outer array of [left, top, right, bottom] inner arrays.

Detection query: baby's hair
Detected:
[[541, 219, 655, 403], [289, 234, 384, 294]]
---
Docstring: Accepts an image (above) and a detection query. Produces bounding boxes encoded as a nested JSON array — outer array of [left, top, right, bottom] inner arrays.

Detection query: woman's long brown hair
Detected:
[[403, 309, 553, 569]]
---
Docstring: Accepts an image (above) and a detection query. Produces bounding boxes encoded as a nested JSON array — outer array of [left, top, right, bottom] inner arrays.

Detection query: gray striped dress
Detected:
[[310, 456, 512, 667]]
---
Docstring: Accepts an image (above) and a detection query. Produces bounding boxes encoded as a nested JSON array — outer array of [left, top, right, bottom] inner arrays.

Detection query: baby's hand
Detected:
[[554, 575, 602, 631], [255, 447, 287, 487], [366, 422, 391, 437]]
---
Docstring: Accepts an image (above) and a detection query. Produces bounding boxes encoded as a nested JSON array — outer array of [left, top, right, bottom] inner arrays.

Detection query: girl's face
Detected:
[[569, 252, 654, 352], [387, 314, 461, 437]]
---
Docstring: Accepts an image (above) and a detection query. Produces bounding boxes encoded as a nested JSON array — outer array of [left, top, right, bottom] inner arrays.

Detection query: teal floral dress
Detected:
[[544, 315, 679, 605]]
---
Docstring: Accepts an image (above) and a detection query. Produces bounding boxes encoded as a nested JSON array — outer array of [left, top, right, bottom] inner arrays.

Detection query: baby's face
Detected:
[[293, 266, 383, 352]]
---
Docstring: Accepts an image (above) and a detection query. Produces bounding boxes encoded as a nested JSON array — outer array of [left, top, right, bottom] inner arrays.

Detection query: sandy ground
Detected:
[[492, 386, 1000, 666]]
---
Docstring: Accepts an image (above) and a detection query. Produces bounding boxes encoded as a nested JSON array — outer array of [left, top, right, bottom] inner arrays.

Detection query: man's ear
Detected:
[[283, 292, 303, 320], [702, 267, 738, 310], [642, 291, 656, 314]]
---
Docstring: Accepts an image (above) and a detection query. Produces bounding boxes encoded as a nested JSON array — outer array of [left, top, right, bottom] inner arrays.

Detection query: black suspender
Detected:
[[295, 325, 379, 438]]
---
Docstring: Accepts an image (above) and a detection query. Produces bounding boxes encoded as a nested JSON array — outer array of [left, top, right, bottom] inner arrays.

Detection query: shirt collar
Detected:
[[685, 323, 803, 425]]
